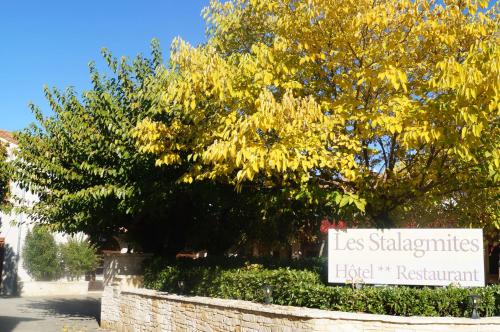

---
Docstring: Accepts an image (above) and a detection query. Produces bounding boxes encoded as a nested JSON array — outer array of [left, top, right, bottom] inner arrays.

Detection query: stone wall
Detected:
[[101, 285, 500, 332]]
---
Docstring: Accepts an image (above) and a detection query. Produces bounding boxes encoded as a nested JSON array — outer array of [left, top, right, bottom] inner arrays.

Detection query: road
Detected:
[[0, 293, 109, 332]]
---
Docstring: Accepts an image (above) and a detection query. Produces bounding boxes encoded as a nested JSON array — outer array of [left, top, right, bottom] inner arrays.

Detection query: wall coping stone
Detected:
[[102, 251, 153, 257], [118, 286, 500, 327]]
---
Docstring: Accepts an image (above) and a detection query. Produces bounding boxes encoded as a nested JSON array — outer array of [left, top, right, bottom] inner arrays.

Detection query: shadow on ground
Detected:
[[19, 297, 101, 324], [0, 316, 40, 332]]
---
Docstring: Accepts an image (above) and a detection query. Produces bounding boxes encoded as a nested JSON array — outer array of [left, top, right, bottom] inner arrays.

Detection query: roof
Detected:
[[0, 130, 17, 145]]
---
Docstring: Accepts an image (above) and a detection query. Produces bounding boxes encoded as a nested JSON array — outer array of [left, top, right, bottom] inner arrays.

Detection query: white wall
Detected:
[[0, 137, 81, 295], [0, 138, 33, 294]]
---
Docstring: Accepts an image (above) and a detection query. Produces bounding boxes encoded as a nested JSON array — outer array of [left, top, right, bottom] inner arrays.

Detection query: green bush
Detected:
[[60, 237, 99, 280], [22, 226, 61, 281], [143, 258, 500, 317]]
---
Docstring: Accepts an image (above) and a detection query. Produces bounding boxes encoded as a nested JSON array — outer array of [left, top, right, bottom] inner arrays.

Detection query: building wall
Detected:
[[0, 137, 36, 295], [101, 286, 500, 332], [0, 136, 82, 295]]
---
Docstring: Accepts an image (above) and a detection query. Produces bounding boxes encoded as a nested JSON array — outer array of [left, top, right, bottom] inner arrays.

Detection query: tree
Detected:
[[22, 226, 61, 281], [11, 42, 271, 255], [136, 0, 499, 229], [60, 237, 99, 280], [11, 41, 177, 250]]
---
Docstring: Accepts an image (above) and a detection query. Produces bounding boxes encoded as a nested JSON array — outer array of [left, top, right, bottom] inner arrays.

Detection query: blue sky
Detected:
[[1, 1, 497, 132], [0, 1, 208, 132]]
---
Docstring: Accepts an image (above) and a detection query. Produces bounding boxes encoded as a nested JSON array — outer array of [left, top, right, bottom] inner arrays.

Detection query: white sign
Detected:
[[328, 229, 484, 287]]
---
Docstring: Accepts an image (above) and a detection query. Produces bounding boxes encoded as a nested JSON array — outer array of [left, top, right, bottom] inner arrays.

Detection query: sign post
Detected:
[[328, 229, 484, 287]]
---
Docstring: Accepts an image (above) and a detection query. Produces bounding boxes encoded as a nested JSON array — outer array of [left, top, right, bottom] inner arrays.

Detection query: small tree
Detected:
[[60, 237, 99, 281], [22, 226, 61, 281]]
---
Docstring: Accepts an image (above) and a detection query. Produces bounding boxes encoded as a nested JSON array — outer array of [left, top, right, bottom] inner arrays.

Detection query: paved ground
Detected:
[[0, 293, 110, 332]]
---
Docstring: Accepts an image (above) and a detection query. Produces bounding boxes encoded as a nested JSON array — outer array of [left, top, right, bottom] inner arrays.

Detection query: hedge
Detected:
[[143, 257, 500, 317]]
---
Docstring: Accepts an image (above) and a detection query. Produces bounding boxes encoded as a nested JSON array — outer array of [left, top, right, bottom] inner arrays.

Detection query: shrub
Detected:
[[22, 226, 61, 281], [60, 237, 99, 280], [143, 258, 500, 317]]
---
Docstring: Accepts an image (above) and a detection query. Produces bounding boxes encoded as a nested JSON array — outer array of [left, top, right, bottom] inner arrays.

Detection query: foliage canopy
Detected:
[[11, 0, 500, 252], [12, 43, 170, 243], [136, 0, 500, 229], [11, 43, 285, 254]]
